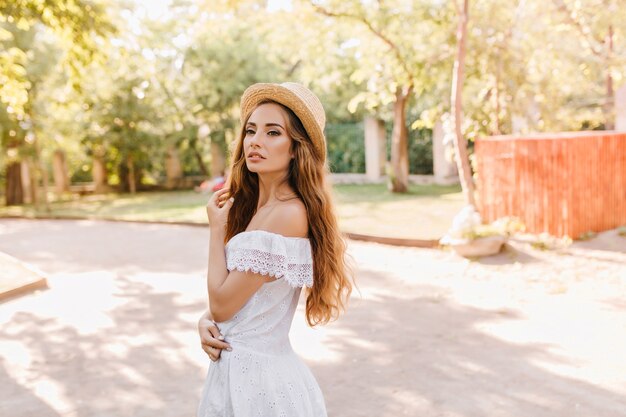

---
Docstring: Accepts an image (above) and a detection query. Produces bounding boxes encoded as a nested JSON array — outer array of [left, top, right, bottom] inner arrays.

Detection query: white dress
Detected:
[[197, 230, 327, 417]]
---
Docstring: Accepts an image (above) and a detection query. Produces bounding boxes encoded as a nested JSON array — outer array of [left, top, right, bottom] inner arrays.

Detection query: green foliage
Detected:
[[408, 129, 433, 175], [0, 0, 115, 115], [530, 233, 573, 251], [3, 0, 626, 198], [81, 75, 160, 190], [324, 121, 433, 174], [578, 231, 598, 241], [384, 123, 433, 175], [326, 123, 365, 173], [309, 0, 455, 117], [181, 21, 279, 149], [462, 216, 526, 240]]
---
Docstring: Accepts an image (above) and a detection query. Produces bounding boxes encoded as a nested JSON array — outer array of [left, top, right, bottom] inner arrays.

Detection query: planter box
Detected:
[[443, 235, 507, 258]]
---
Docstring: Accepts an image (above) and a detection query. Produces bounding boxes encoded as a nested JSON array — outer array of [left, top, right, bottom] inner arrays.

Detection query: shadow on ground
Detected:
[[1, 219, 625, 417], [1, 276, 207, 417], [312, 268, 626, 417]]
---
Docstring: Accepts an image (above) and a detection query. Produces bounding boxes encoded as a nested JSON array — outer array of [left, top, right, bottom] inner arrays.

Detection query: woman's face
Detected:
[[243, 103, 294, 176]]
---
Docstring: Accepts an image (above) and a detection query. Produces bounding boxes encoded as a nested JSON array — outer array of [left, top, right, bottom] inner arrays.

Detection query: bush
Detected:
[[325, 121, 434, 174], [385, 124, 433, 175], [326, 123, 365, 173]]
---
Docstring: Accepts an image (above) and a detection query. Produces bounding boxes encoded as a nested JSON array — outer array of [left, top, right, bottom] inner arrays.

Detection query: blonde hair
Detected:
[[225, 100, 354, 326]]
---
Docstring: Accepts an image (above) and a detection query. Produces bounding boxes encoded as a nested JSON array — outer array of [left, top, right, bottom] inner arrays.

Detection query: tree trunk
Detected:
[[33, 136, 50, 212], [93, 150, 108, 194], [210, 140, 226, 178], [165, 145, 183, 189], [451, 0, 476, 207], [27, 158, 38, 207], [492, 58, 502, 135], [191, 129, 209, 177], [40, 154, 51, 212], [127, 155, 137, 194], [21, 160, 32, 204], [604, 24, 614, 130], [5, 162, 23, 206], [53, 149, 70, 195], [389, 86, 411, 193]]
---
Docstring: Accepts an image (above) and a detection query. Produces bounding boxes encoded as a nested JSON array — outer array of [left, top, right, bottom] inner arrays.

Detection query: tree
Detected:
[[0, 0, 114, 205], [450, 0, 475, 206], [551, 0, 625, 130], [0, 0, 114, 115], [309, 0, 455, 192]]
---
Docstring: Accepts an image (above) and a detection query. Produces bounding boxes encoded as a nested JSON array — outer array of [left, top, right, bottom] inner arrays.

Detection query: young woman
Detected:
[[197, 82, 353, 417]]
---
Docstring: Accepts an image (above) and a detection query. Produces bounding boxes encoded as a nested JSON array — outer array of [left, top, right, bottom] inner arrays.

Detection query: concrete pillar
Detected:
[[433, 119, 458, 183], [616, 84, 626, 131], [364, 116, 386, 181]]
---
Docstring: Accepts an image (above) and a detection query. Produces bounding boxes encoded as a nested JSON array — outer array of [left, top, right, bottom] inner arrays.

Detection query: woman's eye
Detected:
[[245, 129, 255, 135], [268, 130, 280, 136]]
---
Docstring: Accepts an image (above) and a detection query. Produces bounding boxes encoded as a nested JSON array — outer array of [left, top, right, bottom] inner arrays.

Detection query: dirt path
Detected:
[[1, 219, 625, 416]]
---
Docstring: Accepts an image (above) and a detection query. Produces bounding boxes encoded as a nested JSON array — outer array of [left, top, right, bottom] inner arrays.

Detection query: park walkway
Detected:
[[1, 218, 625, 417]]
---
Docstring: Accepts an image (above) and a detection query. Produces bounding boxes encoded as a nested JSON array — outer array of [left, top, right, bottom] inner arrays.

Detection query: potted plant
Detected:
[[440, 206, 524, 257]]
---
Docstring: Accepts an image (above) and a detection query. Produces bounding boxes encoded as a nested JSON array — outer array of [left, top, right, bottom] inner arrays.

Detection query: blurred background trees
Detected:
[[1, 0, 624, 204]]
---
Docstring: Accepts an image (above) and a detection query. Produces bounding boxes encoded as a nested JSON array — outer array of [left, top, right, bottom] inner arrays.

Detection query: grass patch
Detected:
[[0, 184, 464, 240], [333, 183, 463, 239]]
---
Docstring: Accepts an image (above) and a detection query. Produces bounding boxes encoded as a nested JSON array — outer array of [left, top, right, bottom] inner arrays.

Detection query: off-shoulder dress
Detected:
[[197, 230, 327, 417]]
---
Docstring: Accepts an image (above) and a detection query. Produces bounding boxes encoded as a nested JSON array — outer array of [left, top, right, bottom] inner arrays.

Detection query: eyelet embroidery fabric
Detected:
[[197, 230, 327, 417], [225, 230, 314, 288]]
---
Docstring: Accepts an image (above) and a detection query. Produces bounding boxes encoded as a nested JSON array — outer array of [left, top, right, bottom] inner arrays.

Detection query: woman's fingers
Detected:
[[201, 332, 231, 350], [202, 337, 231, 350], [201, 337, 229, 350], [207, 321, 221, 338], [198, 312, 233, 363], [216, 190, 231, 207], [208, 188, 231, 209], [208, 187, 229, 203], [200, 330, 231, 360], [214, 187, 230, 200], [200, 331, 227, 361], [213, 186, 230, 195], [200, 320, 232, 350], [201, 343, 222, 361]]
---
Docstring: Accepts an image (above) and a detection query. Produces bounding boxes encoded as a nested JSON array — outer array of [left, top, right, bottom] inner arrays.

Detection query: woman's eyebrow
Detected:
[[246, 122, 283, 129]]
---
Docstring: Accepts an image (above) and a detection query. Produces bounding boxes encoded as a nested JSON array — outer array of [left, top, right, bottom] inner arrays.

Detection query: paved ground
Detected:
[[1, 218, 625, 417]]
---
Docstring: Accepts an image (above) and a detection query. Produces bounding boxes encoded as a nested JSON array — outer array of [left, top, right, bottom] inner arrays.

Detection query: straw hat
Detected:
[[240, 82, 327, 161]]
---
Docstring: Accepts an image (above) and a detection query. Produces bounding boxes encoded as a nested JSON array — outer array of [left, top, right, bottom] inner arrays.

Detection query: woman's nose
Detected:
[[248, 131, 263, 146]]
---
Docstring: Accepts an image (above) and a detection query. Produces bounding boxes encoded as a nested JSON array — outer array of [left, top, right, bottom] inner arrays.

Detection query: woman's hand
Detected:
[[198, 310, 231, 361], [206, 187, 233, 230]]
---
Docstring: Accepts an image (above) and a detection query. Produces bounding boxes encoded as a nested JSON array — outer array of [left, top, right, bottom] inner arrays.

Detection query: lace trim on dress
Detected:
[[226, 230, 314, 288]]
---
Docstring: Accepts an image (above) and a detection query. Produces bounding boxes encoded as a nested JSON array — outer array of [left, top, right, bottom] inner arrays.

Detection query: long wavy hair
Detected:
[[224, 100, 353, 326]]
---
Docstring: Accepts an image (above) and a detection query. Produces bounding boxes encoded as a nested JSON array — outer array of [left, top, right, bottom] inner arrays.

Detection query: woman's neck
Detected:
[[256, 174, 296, 209]]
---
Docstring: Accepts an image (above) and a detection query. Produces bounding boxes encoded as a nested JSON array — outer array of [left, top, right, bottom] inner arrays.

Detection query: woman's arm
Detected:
[[205, 188, 269, 322], [206, 225, 269, 322]]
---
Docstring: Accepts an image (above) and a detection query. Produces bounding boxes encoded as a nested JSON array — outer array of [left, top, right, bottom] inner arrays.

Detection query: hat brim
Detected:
[[240, 83, 326, 161]]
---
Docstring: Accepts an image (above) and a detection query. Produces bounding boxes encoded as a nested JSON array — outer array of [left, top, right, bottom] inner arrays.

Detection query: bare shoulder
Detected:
[[263, 199, 308, 238]]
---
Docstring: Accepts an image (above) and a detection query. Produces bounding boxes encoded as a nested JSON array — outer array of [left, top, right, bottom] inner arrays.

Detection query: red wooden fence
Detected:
[[475, 131, 626, 239]]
